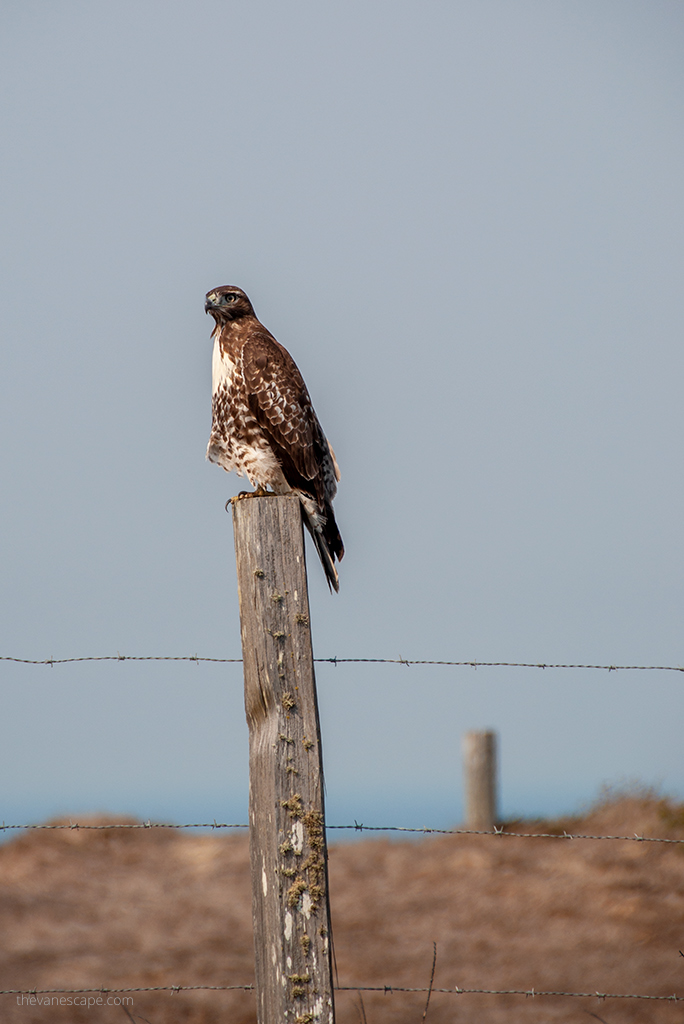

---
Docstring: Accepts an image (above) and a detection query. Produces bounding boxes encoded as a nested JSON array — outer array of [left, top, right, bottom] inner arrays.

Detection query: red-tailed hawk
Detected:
[[205, 286, 344, 591]]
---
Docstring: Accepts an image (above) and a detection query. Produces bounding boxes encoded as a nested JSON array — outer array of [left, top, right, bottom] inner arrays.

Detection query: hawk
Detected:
[[205, 285, 344, 591]]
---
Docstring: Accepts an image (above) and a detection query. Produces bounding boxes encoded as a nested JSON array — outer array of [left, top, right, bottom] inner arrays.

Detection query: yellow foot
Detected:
[[225, 487, 271, 511]]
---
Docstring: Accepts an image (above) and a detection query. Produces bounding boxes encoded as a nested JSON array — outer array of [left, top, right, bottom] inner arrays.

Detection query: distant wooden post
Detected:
[[232, 494, 335, 1024], [463, 730, 498, 830]]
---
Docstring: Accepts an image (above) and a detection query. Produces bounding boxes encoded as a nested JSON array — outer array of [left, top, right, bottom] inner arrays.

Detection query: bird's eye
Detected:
[[225, 293, 237, 303]]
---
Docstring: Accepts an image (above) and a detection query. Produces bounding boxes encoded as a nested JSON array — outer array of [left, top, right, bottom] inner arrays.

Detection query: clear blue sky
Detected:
[[1, 0, 683, 829]]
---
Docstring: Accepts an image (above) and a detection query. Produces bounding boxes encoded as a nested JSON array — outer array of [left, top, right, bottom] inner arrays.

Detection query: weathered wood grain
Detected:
[[232, 494, 335, 1024]]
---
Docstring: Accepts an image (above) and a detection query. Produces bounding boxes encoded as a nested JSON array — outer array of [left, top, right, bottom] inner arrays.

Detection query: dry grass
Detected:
[[1, 792, 683, 1022]]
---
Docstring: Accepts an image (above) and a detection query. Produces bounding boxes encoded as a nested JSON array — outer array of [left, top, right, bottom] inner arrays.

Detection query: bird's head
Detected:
[[204, 286, 254, 324]]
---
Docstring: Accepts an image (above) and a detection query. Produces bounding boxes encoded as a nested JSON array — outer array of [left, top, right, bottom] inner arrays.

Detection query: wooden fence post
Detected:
[[463, 730, 498, 830], [232, 494, 335, 1024]]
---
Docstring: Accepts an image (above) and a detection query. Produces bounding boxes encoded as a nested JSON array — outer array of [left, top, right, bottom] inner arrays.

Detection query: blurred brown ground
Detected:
[[1, 792, 683, 1023]]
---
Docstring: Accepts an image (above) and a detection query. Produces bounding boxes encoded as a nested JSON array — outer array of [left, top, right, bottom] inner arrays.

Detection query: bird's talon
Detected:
[[228, 489, 268, 510]]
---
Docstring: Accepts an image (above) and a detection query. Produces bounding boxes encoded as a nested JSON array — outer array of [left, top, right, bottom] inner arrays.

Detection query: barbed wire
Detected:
[[6, 985, 251, 996], [2, 983, 681, 1002], [343, 985, 682, 1002], [327, 823, 684, 843], [0, 821, 248, 832], [2, 819, 682, 844], [2, 654, 683, 671], [0, 655, 240, 666], [322, 658, 684, 672]]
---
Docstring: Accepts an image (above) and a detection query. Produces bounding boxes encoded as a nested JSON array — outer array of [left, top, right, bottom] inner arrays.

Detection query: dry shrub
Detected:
[[0, 794, 683, 1023]]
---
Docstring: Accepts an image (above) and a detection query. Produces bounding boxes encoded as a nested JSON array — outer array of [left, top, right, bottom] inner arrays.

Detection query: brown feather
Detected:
[[205, 285, 343, 591]]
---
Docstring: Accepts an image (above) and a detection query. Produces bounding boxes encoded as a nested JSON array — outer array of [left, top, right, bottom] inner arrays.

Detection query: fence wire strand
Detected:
[[0, 821, 248, 832], [2, 654, 684, 672], [2, 983, 681, 1002], [1, 820, 682, 844]]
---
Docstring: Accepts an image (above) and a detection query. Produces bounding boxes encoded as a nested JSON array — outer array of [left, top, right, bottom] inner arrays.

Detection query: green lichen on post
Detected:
[[301, 851, 324, 876], [281, 793, 303, 818], [309, 885, 324, 904], [286, 809, 325, 911], [287, 878, 307, 907], [289, 974, 311, 999], [303, 810, 324, 847]]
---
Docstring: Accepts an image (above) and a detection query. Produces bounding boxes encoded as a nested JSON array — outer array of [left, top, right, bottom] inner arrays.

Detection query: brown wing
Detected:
[[242, 331, 336, 502]]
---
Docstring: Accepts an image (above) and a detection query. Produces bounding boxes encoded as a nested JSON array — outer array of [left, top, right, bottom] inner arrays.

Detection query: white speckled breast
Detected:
[[206, 332, 288, 490]]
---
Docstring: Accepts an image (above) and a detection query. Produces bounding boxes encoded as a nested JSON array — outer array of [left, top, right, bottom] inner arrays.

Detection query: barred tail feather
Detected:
[[298, 495, 344, 593], [311, 527, 340, 593]]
